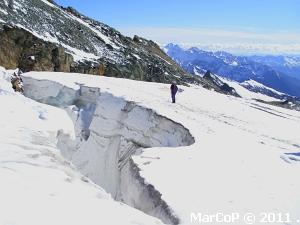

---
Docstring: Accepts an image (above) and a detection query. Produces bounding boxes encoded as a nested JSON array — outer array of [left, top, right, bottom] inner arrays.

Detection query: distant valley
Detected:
[[164, 44, 300, 98]]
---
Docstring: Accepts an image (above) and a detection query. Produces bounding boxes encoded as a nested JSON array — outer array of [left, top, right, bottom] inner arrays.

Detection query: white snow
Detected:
[[64, 12, 119, 50], [60, 43, 99, 62], [29, 55, 35, 61], [0, 67, 164, 225], [21, 71, 300, 225], [285, 57, 300, 67], [14, 23, 60, 44], [219, 77, 282, 101], [133, 53, 142, 60], [193, 67, 202, 76], [162, 47, 168, 53], [39, 0, 57, 8], [242, 79, 286, 96], [13, 23, 99, 62], [156, 54, 172, 65], [4, 0, 130, 64], [2, 0, 8, 6], [230, 61, 238, 66], [13, 0, 28, 14], [0, 66, 13, 92], [0, 8, 8, 15]]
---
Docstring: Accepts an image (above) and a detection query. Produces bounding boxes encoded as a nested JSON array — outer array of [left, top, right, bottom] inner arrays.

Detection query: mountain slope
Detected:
[[21, 70, 300, 225], [0, 0, 192, 84], [165, 44, 300, 98], [240, 79, 287, 99], [249, 55, 300, 79], [0, 0, 243, 96]]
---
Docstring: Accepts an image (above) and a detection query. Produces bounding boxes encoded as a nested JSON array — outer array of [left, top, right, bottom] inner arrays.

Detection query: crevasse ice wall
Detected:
[[23, 76, 195, 225]]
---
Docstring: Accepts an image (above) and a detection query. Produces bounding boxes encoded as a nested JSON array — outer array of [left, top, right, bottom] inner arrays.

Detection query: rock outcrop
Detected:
[[203, 70, 240, 97], [0, 0, 196, 84], [0, 26, 73, 72], [0, 0, 244, 97]]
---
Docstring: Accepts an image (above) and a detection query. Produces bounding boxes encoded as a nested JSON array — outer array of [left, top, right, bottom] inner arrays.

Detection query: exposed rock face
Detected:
[[51, 47, 74, 72], [0, 26, 73, 72], [22, 76, 195, 225], [10, 70, 23, 93], [0, 0, 196, 84], [203, 70, 240, 97], [0, 0, 243, 97]]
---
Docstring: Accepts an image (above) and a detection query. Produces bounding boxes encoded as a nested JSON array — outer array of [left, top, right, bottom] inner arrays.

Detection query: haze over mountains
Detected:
[[0, 0, 299, 101], [249, 55, 300, 79], [164, 44, 300, 98], [1, 0, 251, 97]]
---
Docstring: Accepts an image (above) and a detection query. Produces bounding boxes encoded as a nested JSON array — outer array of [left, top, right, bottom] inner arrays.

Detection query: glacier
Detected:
[[0, 67, 165, 225], [1, 68, 300, 225], [22, 74, 194, 224]]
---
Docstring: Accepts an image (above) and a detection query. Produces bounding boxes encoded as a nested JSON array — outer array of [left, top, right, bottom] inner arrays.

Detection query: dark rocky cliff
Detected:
[[0, 0, 192, 84], [0, 25, 73, 72]]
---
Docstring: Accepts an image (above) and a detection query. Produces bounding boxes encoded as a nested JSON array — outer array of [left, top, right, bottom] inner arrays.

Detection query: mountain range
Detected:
[[164, 44, 300, 98], [1, 0, 300, 101], [248, 55, 300, 79]]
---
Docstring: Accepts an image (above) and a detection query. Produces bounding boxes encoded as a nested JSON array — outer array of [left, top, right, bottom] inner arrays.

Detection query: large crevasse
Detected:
[[23, 76, 195, 224]]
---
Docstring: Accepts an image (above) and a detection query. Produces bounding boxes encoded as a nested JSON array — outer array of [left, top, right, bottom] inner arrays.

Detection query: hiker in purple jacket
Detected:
[[170, 81, 178, 103]]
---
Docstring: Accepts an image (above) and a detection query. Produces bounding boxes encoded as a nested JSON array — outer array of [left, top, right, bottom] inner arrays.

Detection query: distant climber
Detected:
[[170, 81, 178, 103]]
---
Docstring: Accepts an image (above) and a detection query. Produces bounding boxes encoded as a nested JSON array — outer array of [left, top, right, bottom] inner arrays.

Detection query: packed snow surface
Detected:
[[1, 67, 300, 225], [0, 67, 164, 225], [242, 79, 286, 95], [219, 77, 282, 101], [22, 74, 194, 224]]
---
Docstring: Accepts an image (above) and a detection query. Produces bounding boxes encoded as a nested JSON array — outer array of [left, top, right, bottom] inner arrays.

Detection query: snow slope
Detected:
[[0, 67, 164, 225], [20, 71, 300, 225], [218, 77, 282, 101]]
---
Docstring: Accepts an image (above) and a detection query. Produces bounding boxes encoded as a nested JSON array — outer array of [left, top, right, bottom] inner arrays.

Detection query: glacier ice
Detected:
[[23, 76, 194, 225]]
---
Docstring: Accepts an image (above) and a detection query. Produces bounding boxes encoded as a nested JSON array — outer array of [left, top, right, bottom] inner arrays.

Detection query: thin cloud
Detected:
[[119, 26, 300, 55], [181, 43, 300, 55]]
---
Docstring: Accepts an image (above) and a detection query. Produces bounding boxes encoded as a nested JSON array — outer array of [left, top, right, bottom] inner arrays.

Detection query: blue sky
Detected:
[[56, 0, 300, 54]]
